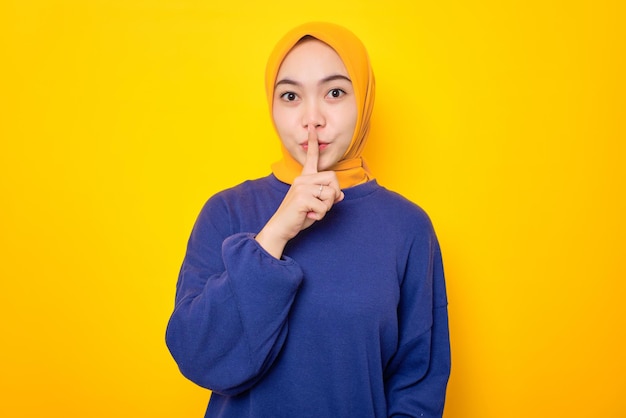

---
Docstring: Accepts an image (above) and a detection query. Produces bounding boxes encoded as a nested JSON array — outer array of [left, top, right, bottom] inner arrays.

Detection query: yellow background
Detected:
[[1, 0, 624, 416]]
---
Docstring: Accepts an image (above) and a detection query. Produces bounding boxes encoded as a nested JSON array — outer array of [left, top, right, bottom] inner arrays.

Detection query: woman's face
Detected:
[[272, 38, 357, 171]]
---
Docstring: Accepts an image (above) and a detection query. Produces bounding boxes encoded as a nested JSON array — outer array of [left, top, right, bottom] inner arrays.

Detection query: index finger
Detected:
[[301, 125, 319, 175]]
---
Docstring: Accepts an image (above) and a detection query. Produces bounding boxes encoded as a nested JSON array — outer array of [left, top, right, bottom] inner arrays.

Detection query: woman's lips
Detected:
[[302, 143, 329, 151]]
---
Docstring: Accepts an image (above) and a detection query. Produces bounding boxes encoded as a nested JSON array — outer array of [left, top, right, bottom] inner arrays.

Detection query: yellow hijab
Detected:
[[266, 22, 375, 189]]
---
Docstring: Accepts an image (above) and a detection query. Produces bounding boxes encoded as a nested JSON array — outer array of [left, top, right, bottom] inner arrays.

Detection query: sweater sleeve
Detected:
[[165, 197, 304, 396], [385, 232, 451, 418]]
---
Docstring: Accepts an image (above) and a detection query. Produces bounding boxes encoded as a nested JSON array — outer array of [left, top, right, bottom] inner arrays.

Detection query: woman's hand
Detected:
[[255, 126, 345, 259]]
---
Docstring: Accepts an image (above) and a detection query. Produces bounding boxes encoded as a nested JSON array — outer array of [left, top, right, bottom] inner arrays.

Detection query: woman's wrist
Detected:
[[255, 224, 288, 260]]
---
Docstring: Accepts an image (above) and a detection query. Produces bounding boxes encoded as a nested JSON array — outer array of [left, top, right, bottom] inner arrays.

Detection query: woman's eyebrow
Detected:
[[319, 74, 352, 84], [275, 78, 300, 88], [275, 74, 352, 89]]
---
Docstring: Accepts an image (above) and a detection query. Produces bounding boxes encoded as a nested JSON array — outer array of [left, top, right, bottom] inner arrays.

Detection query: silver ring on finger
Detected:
[[316, 184, 324, 199]]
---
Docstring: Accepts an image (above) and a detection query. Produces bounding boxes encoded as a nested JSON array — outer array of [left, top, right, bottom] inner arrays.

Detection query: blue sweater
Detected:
[[166, 175, 450, 418]]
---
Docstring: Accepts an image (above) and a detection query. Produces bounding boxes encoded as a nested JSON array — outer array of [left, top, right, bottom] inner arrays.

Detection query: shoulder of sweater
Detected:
[[216, 175, 275, 196], [194, 175, 275, 219], [369, 184, 433, 225], [364, 188, 439, 242], [203, 175, 276, 204]]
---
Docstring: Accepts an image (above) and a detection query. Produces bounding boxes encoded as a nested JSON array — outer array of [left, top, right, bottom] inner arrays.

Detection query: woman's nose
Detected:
[[302, 100, 325, 128]]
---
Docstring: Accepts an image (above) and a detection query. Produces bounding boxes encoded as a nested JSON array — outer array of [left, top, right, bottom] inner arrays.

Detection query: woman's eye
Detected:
[[281, 92, 298, 101], [327, 89, 346, 99]]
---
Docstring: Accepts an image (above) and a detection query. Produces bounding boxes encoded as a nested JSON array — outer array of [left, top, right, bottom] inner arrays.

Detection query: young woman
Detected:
[[166, 22, 451, 418]]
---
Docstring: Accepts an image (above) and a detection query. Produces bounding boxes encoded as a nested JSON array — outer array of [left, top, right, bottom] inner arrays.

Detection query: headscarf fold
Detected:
[[265, 22, 375, 189]]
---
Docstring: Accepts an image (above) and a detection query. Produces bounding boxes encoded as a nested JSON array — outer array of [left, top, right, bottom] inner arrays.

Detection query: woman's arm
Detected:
[[385, 234, 451, 417], [166, 128, 343, 395], [165, 198, 304, 396]]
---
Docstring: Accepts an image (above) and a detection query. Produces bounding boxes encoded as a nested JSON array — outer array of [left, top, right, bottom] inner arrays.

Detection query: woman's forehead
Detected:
[[276, 38, 349, 79]]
